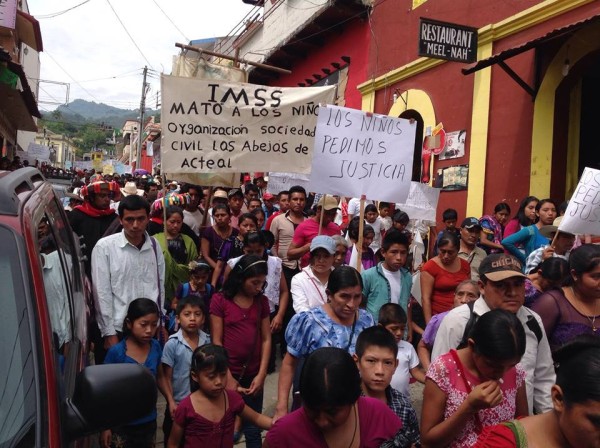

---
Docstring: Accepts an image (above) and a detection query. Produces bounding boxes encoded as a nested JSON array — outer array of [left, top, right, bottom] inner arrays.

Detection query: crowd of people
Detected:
[[38, 166, 600, 448]]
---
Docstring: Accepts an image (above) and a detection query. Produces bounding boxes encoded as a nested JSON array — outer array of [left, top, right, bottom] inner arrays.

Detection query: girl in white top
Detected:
[[291, 235, 336, 313]]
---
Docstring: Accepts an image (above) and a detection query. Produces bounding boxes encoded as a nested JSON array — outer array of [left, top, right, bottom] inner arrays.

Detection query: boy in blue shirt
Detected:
[[159, 295, 210, 444], [362, 229, 413, 335]]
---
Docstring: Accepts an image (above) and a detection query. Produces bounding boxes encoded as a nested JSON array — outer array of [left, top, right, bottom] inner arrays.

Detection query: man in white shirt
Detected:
[[432, 253, 555, 414], [92, 194, 165, 354], [180, 183, 204, 236]]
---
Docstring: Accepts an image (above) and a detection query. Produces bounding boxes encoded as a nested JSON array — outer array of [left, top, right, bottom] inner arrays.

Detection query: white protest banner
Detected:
[[559, 167, 600, 235], [267, 172, 311, 195], [27, 143, 51, 162], [161, 76, 335, 175], [396, 181, 441, 222], [309, 105, 416, 203]]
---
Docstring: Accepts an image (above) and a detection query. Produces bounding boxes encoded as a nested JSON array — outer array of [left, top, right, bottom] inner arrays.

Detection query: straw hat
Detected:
[[120, 181, 144, 197]]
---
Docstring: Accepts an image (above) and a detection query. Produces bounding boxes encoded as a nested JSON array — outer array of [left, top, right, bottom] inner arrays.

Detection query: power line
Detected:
[[36, 0, 92, 19], [44, 52, 103, 103], [151, 0, 189, 42], [105, 0, 154, 68]]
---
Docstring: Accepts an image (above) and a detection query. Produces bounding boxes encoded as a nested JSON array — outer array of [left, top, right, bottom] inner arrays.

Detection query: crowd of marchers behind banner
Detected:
[[31, 164, 600, 448]]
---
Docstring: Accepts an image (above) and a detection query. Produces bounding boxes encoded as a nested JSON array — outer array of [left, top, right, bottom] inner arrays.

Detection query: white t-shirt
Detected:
[[183, 209, 204, 236], [381, 265, 402, 305], [391, 340, 419, 396], [367, 216, 383, 252], [347, 197, 374, 217]]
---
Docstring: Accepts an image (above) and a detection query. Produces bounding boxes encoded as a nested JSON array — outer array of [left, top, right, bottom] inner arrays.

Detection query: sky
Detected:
[[27, 0, 256, 113]]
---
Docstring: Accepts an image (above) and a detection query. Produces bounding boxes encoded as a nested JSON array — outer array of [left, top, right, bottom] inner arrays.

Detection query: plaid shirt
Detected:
[[362, 387, 421, 448]]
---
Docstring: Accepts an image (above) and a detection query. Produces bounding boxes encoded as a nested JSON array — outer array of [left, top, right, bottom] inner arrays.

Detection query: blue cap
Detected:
[[310, 235, 337, 254]]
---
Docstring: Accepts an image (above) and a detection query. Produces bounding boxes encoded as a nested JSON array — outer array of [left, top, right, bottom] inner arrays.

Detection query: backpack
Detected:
[[457, 301, 543, 349]]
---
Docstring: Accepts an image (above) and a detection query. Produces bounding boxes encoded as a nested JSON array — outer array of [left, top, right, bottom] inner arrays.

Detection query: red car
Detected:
[[0, 168, 155, 447]]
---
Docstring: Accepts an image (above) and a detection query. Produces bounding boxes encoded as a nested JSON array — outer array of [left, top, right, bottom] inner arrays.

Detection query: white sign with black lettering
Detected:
[[309, 105, 416, 203], [267, 172, 311, 195], [161, 76, 335, 175], [559, 167, 600, 235]]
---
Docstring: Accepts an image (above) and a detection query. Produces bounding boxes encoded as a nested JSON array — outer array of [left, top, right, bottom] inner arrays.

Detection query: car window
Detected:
[[0, 227, 37, 447]]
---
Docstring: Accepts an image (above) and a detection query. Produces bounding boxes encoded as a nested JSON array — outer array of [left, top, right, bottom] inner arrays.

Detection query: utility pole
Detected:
[[135, 66, 148, 169]]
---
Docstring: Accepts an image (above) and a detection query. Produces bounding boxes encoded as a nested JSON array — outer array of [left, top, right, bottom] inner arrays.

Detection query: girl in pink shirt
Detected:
[[421, 309, 529, 447], [210, 255, 271, 448], [167, 344, 271, 448]]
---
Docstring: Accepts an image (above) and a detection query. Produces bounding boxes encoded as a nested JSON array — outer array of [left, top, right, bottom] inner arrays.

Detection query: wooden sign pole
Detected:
[[318, 194, 327, 236], [356, 195, 366, 271]]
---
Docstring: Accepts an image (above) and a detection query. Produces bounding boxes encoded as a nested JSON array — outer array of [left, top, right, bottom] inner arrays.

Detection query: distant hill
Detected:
[[54, 99, 158, 130]]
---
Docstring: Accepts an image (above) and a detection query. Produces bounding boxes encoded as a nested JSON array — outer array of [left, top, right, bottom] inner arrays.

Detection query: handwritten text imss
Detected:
[[309, 105, 416, 204], [161, 76, 335, 175]]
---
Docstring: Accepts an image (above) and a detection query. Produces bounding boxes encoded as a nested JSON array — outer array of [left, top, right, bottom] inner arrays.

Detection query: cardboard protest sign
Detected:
[[161, 76, 335, 175], [559, 167, 600, 235], [26, 143, 50, 162], [396, 182, 440, 222], [267, 172, 311, 195], [309, 105, 416, 203]]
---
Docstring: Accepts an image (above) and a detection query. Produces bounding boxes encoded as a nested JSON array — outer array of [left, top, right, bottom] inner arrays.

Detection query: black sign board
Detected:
[[418, 18, 478, 63]]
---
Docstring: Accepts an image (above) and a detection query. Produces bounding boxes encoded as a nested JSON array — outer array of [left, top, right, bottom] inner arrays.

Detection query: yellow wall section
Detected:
[[566, 79, 582, 198], [361, 90, 375, 112], [465, 41, 493, 218], [388, 90, 437, 186], [412, 0, 428, 10], [530, 25, 600, 198]]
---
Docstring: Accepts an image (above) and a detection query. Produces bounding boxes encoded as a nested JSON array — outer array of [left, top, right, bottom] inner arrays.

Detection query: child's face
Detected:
[[365, 211, 378, 223], [384, 322, 406, 343], [238, 218, 257, 236], [244, 242, 265, 257], [127, 312, 159, 343], [190, 270, 209, 285], [379, 207, 390, 218], [362, 232, 374, 249], [381, 243, 408, 272], [354, 346, 398, 394], [453, 284, 480, 307], [192, 367, 228, 398], [444, 219, 457, 230], [177, 304, 205, 333], [393, 221, 407, 232], [242, 274, 267, 297]]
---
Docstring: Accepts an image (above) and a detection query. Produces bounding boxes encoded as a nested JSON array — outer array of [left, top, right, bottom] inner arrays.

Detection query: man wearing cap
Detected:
[[287, 195, 342, 268], [432, 253, 555, 413], [524, 216, 575, 274], [228, 188, 244, 229], [458, 217, 487, 281], [206, 189, 229, 226], [262, 192, 278, 221]]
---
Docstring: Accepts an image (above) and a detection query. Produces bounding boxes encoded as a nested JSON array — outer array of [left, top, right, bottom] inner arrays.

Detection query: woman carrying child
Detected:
[[101, 298, 163, 448], [421, 309, 529, 447], [210, 254, 271, 448], [167, 344, 272, 448]]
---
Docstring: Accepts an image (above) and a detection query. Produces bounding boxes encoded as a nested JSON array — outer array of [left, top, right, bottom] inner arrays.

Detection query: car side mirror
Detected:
[[64, 364, 157, 441]]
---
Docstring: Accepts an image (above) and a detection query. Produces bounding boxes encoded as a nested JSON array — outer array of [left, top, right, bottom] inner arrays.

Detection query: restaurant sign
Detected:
[[418, 18, 478, 63]]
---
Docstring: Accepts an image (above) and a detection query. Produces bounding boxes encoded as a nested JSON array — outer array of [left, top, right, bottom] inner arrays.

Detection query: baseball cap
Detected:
[[479, 254, 526, 281], [461, 217, 482, 229], [227, 188, 244, 198], [263, 192, 275, 201], [317, 196, 339, 211], [310, 235, 336, 254]]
